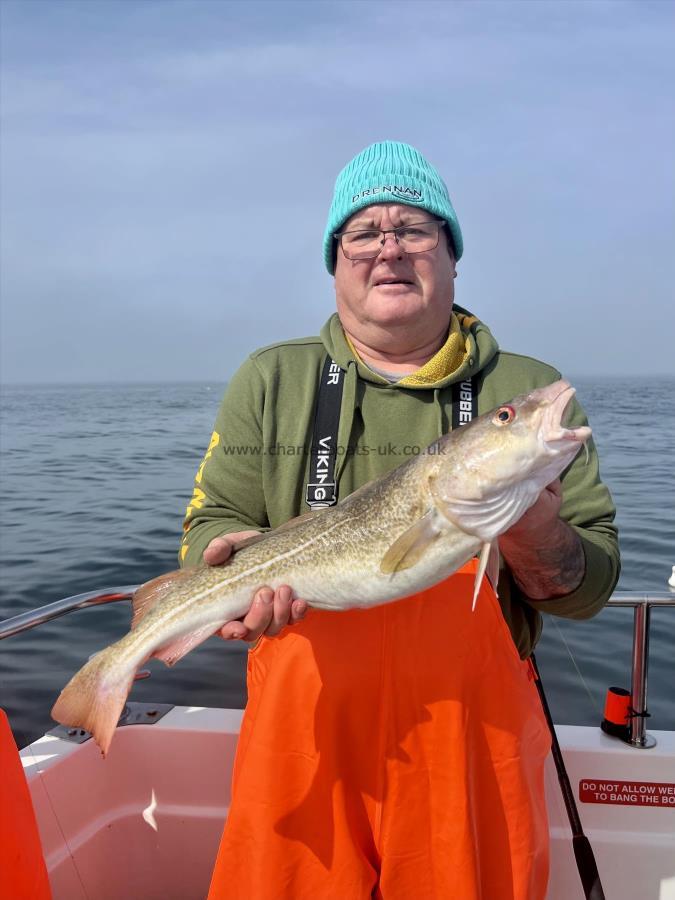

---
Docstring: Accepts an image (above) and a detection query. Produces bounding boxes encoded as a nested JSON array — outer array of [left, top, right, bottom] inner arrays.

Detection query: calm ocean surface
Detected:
[[1, 377, 674, 747]]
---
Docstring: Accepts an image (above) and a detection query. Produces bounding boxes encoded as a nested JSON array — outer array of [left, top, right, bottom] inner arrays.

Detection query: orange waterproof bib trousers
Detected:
[[208, 562, 551, 900]]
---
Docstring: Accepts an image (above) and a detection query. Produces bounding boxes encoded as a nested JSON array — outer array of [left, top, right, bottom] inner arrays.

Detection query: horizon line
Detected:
[[2, 373, 675, 389]]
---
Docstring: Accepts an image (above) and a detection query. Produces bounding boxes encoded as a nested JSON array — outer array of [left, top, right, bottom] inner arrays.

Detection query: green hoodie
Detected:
[[180, 307, 620, 657]]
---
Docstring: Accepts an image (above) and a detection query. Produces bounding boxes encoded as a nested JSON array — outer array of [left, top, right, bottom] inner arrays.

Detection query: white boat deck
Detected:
[[21, 706, 675, 900]]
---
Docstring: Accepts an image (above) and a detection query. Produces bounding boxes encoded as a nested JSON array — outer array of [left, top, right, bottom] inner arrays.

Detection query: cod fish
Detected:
[[52, 380, 590, 755]]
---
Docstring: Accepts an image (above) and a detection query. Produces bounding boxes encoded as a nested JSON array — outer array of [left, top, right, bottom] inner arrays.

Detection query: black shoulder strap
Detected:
[[305, 363, 476, 509], [451, 377, 477, 428], [305, 356, 344, 509]]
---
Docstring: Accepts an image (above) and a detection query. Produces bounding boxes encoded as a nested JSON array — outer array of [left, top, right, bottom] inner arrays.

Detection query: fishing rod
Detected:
[[530, 654, 605, 900]]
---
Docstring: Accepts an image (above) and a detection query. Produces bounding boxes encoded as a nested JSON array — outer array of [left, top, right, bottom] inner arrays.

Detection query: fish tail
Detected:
[[51, 646, 139, 757]]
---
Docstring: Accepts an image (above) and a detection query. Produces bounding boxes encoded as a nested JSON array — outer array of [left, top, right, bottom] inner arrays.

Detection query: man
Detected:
[[181, 141, 619, 899]]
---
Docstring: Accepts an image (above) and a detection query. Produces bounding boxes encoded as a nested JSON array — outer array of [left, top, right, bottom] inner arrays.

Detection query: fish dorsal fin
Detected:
[[380, 509, 441, 575], [231, 533, 267, 551], [131, 567, 197, 629], [472, 540, 501, 611], [234, 510, 324, 552], [274, 509, 324, 534]]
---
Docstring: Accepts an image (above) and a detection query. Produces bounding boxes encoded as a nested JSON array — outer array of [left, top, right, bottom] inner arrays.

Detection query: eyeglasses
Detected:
[[334, 219, 445, 261]]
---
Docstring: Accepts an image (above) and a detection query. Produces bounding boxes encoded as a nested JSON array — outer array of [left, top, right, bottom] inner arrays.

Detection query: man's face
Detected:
[[333, 203, 456, 337]]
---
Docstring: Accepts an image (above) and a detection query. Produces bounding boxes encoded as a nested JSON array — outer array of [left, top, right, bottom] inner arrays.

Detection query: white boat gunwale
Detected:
[[3, 588, 674, 900]]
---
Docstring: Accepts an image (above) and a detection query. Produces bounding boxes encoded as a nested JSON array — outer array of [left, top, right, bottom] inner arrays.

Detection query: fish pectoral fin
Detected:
[[380, 510, 441, 575], [472, 542, 490, 611], [486, 539, 501, 595], [131, 567, 197, 629], [153, 624, 220, 667], [472, 541, 500, 611]]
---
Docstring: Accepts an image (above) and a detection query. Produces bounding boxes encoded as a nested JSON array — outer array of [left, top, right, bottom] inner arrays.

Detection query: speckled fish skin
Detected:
[[51, 380, 591, 754]]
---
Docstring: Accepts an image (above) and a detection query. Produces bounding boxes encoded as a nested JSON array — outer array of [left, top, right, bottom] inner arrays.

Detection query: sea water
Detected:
[[1, 377, 673, 746]]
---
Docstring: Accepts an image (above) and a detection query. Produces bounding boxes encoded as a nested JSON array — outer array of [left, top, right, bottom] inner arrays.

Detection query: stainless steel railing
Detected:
[[605, 592, 674, 748], [0, 586, 138, 640], [1, 587, 673, 747]]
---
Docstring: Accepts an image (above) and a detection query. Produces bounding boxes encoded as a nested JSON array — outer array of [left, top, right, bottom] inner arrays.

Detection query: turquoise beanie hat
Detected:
[[323, 141, 463, 274]]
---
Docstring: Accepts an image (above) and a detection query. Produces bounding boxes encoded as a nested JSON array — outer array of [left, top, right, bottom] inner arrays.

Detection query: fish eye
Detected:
[[493, 405, 516, 426]]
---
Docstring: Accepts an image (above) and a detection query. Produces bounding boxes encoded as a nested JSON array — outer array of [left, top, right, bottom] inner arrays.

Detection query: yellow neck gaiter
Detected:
[[346, 311, 474, 387]]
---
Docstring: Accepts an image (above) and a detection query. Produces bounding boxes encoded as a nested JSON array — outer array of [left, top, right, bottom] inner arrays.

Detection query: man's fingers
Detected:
[[264, 587, 309, 636], [203, 531, 260, 568], [290, 598, 308, 625], [215, 583, 308, 643], [217, 621, 249, 640], [203, 537, 234, 567], [265, 585, 292, 637], [238, 587, 275, 642]]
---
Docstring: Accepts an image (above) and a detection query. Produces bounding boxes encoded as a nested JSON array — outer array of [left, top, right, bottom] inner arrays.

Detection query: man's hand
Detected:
[[203, 533, 308, 643], [502, 479, 563, 540], [499, 480, 585, 600]]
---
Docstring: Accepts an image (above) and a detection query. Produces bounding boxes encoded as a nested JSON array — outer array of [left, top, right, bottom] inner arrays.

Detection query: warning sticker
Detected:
[[579, 780, 675, 807]]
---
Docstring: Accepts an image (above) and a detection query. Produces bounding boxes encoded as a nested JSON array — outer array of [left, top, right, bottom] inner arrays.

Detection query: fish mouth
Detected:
[[542, 381, 592, 450]]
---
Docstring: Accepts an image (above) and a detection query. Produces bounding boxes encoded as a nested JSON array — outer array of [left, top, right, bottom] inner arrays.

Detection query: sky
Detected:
[[1, 0, 674, 383]]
